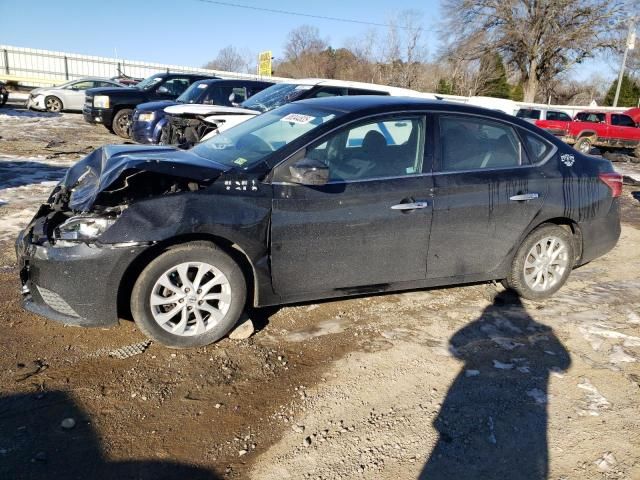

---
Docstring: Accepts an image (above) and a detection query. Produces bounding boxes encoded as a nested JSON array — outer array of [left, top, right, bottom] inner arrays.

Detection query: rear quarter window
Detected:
[[520, 129, 554, 164]]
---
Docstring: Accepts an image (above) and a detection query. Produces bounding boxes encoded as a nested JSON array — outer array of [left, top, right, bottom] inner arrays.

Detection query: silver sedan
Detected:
[[27, 77, 125, 112]]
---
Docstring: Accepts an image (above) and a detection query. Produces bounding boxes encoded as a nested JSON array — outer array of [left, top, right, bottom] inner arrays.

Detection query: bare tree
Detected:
[[379, 10, 428, 88], [204, 45, 248, 73], [283, 25, 328, 61], [441, 0, 624, 102]]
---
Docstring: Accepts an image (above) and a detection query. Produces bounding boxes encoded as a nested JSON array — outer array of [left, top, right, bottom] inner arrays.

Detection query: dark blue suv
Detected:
[[130, 79, 273, 144]]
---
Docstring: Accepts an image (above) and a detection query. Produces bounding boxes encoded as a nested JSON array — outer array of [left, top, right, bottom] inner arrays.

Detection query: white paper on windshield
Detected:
[[197, 84, 208, 89], [294, 85, 314, 90], [281, 113, 315, 124]]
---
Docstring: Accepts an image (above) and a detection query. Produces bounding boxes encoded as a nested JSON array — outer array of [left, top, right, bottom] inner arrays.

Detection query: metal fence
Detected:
[[0, 44, 629, 116], [0, 45, 283, 86]]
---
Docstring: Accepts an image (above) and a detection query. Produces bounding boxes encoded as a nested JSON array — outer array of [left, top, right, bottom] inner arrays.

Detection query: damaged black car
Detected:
[[17, 96, 621, 348]]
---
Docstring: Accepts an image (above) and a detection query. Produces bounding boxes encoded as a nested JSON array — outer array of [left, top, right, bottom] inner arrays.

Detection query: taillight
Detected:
[[598, 172, 623, 198]]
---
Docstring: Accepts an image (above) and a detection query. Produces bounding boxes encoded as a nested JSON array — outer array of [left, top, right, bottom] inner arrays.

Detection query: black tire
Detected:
[[504, 224, 575, 301], [130, 242, 247, 348], [574, 137, 592, 154], [112, 108, 133, 138], [44, 95, 63, 113]]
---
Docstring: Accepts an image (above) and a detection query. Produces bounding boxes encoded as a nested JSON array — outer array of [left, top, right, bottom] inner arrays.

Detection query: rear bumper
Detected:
[[83, 106, 113, 127], [578, 199, 621, 265], [16, 226, 148, 328]]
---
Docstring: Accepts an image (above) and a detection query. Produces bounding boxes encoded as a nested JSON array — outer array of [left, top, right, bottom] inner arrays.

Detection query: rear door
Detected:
[[270, 113, 434, 296], [427, 114, 552, 279]]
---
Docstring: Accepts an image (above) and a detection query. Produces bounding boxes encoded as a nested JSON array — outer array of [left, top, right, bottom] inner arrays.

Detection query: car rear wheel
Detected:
[[45, 96, 63, 112], [504, 225, 574, 300], [131, 242, 247, 348], [574, 137, 592, 154], [112, 108, 133, 138]]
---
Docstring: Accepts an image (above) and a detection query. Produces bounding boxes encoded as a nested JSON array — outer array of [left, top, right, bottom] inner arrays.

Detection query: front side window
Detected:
[[576, 112, 605, 123], [192, 103, 341, 169], [288, 115, 425, 182], [69, 81, 94, 90], [161, 78, 190, 96], [439, 115, 524, 171]]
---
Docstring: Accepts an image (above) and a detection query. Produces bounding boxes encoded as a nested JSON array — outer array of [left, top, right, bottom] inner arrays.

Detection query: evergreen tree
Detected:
[[479, 53, 511, 98], [603, 74, 640, 107], [436, 78, 453, 95], [510, 83, 524, 101]]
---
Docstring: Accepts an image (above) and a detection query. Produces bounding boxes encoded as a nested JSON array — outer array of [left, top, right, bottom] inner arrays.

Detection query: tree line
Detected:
[[205, 1, 640, 107]]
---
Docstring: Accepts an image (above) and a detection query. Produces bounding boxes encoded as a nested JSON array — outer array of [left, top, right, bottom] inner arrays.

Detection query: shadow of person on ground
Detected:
[[0, 390, 221, 480], [420, 290, 570, 480]]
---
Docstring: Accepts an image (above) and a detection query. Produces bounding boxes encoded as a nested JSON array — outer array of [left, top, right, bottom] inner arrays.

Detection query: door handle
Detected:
[[509, 193, 539, 201], [391, 201, 429, 210]]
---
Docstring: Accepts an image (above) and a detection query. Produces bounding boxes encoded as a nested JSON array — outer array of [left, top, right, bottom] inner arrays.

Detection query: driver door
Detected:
[[270, 114, 434, 297]]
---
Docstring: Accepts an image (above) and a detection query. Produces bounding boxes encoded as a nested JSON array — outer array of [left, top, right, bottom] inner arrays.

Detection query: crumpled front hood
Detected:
[[56, 144, 231, 212]]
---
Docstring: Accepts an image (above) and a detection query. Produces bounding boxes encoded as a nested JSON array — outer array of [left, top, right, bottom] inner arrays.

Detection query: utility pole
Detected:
[[613, 17, 636, 107]]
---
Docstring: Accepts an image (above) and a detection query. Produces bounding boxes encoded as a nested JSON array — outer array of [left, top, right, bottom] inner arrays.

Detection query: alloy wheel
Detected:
[[149, 261, 231, 336], [522, 236, 569, 292]]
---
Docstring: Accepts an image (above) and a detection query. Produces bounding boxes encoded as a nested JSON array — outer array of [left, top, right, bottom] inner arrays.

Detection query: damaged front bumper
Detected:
[[16, 208, 149, 327]]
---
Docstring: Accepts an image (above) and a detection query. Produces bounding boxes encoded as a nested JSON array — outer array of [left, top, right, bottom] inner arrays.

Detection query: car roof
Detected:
[[293, 95, 513, 116], [281, 78, 436, 98], [69, 76, 119, 82], [192, 78, 274, 86]]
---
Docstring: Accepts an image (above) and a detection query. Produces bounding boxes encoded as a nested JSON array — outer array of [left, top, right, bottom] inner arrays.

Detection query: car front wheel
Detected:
[[45, 95, 63, 112], [112, 108, 133, 138], [131, 242, 247, 348], [504, 225, 574, 300]]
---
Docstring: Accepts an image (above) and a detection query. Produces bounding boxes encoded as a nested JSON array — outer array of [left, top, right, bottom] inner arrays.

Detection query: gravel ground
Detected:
[[0, 108, 638, 480]]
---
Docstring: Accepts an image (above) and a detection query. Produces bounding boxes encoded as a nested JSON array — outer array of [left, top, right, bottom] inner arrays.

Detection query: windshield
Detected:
[[192, 103, 341, 169], [176, 81, 209, 103], [240, 83, 314, 113], [136, 74, 164, 90]]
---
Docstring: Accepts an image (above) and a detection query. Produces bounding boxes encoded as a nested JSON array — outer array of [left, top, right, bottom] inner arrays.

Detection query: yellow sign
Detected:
[[258, 51, 272, 77]]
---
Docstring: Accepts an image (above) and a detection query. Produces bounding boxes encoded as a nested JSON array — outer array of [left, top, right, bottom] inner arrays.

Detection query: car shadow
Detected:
[[0, 160, 68, 190], [0, 108, 62, 118], [0, 390, 221, 480], [419, 290, 571, 480]]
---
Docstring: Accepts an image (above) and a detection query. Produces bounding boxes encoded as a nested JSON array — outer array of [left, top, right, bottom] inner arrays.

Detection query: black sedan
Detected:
[[17, 96, 622, 348]]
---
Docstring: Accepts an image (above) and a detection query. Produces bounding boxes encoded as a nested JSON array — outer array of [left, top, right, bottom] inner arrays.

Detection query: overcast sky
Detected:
[[0, 0, 621, 82]]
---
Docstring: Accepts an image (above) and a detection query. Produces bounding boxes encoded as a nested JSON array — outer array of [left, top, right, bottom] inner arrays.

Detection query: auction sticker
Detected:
[[281, 113, 315, 124]]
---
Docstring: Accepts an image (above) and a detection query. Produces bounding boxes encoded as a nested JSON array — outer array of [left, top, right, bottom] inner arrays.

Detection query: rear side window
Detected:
[[516, 109, 541, 120], [576, 112, 605, 123], [438, 115, 524, 171], [520, 130, 554, 164], [546, 111, 571, 121], [611, 114, 636, 127]]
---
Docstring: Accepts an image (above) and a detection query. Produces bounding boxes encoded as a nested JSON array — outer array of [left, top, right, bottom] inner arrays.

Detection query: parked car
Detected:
[[160, 78, 437, 148], [26, 77, 125, 112], [83, 72, 219, 138], [566, 111, 640, 156], [0, 81, 8, 108], [516, 107, 573, 137], [16, 96, 621, 348], [130, 79, 273, 145]]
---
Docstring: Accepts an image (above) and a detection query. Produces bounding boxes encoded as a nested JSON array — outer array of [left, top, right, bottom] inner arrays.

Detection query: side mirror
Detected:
[[157, 86, 169, 94], [289, 158, 329, 186]]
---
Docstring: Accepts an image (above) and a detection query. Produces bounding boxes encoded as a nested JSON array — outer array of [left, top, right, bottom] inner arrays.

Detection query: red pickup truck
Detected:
[[517, 108, 640, 156]]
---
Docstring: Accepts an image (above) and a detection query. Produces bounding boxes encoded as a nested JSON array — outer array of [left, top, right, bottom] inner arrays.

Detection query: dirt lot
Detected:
[[0, 108, 639, 480]]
